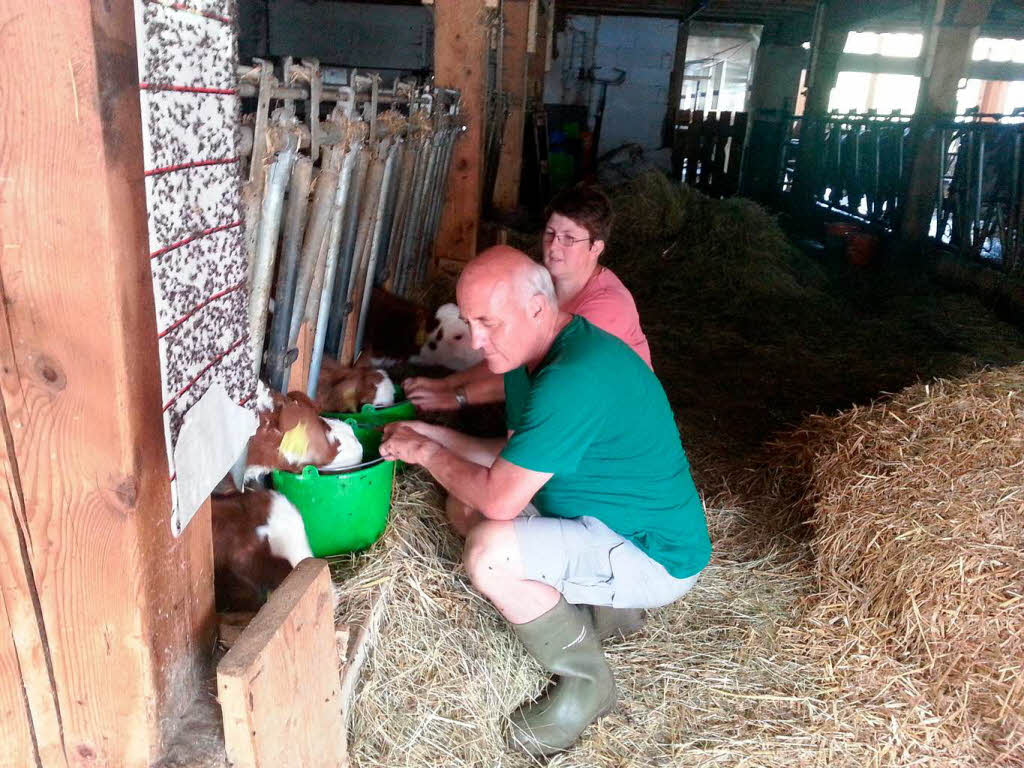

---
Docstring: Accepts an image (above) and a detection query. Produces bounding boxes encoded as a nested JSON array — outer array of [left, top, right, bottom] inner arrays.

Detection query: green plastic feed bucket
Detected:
[[322, 385, 416, 426], [271, 423, 395, 556]]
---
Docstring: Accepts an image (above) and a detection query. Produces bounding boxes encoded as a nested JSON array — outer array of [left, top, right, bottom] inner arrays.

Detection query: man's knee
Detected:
[[446, 494, 483, 537], [463, 519, 518, 590]]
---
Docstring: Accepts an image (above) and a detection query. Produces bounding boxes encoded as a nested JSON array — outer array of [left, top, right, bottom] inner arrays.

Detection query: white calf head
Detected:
[[410, 303, 484, 371]]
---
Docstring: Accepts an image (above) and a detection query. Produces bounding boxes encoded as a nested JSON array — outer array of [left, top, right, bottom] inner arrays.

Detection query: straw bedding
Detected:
[[768, 366, 1024, 764], [331, 173, 1024, 766]]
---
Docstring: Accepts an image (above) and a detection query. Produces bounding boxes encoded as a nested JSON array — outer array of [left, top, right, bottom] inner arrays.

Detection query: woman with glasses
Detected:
[[403, 184, 651, 411]]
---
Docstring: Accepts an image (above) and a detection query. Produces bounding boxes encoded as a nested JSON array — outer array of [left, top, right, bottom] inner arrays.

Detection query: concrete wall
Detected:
[[545, 15, 678, 156]]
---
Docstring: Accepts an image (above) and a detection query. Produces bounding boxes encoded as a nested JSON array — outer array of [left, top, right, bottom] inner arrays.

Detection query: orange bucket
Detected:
[[846, 232, 879, 266], [824, 222, 860, 257]]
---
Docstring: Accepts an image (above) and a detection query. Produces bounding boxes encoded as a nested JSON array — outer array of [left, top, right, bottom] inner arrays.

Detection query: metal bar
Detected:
[[408, 133, 442, 295], [266, 156, 313, 391], [974, 130, 985, 251], [307, 146, 359, 399], [355, 140, 399, 357], [326, 147, 370, 357], [288, 153, 340, 346], [248, 59, 274, 185], [248, 131, 299, 379], [395, 135, 433, 296], [383, 139, 418, 290], [936, 128, 945, 241], [339, 148, 387, 363]]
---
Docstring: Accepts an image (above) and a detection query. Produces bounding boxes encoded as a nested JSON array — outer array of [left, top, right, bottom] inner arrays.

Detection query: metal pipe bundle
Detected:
[[239, 58, 463, 389]]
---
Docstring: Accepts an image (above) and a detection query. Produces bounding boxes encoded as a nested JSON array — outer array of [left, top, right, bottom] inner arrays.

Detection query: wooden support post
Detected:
[[492, 0, 531, 214], [217, 559, 344, 768], [791, 1, 849, 214], [663, 21, 689, 149], [434, 0, 490, 266], [0, 2, 215, 766], [898, 0, 996, 245], [740, 20, 807, 201]]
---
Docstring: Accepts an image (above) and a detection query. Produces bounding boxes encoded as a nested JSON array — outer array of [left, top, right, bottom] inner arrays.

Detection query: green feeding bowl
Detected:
[[271, 427, 395, 557], [322, 385, 417, 426]]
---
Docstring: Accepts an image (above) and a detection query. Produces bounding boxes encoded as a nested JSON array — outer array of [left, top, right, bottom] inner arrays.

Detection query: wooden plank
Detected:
[[433, 0, 490, 265], [0, 2, 213, 765], [492, 0, 531, 214], [684, 110, 703, 187], [698, 113, 717, 192], [711, 111, 731, 195], [218, 559, 343, 768], [287, 323, 315, 393], [663, 21, 689, 148], [724, 111, 748, 196], [0, 506, 43, 768]]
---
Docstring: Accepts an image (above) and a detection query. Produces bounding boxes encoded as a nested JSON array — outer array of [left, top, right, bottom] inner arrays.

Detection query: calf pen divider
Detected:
[[238, 58, 464, 392]]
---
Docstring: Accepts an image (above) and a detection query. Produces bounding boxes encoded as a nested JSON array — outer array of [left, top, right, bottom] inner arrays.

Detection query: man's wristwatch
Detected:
[[454, 385, 469, 409]]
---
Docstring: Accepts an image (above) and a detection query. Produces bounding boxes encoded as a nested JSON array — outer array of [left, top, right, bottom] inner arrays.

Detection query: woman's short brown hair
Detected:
[[544, 184, 614, 244]]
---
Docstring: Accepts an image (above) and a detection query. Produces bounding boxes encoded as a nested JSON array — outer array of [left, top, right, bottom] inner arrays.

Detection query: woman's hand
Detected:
[[402, 377, 459, 411]]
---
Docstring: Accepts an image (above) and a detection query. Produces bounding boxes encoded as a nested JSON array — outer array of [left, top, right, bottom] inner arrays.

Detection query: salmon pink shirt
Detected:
[[561, 266, 652, 368]]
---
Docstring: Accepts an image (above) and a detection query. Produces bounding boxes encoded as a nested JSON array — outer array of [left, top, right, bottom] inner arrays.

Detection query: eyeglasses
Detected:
[[543, 230, 592, 247]]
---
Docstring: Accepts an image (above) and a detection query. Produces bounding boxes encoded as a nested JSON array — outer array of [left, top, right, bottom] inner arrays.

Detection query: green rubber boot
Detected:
[[507, 598, 616, 757], [588, 606, 646, 643]]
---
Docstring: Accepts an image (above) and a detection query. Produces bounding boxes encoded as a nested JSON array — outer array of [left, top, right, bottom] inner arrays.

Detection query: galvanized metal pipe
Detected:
[[383, 140, 419, 290], [407, 132, 443, 292], [396, 135, 435, 296], [248, 131, 299, 379], [355, 140, 399, 356], [375, 141, 406, 284], [393, 135, 431, 296], [326, 147, 370, 357], [266, 155, 313, 391], [339, 148, 387, 362], [288, 154, 340, 346], [307, 146, 359, 399]]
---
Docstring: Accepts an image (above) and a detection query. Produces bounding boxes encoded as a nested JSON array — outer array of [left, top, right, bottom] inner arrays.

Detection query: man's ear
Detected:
[[527, 292, 546, 319], [590, 239, 606, 260]]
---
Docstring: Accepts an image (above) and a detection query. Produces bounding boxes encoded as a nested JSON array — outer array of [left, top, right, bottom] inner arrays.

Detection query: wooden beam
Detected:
[[663, 21, 689, 148], [526, 0, 550, 109], [790, 1, 849, 212], [433, 0, 490, 265], [493, 0, 531, 213], [217, 559, 344, 768], [0, 2, 214, 765], [899, 0, 997, 244]]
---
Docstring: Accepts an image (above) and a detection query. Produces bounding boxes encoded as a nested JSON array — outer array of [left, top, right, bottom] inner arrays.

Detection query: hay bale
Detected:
[[604, 172, 828, 314], [773, 366, 1024, 761]]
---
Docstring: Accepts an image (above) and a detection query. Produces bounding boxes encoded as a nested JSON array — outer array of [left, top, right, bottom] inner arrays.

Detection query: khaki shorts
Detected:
[[512, 508, 701, 609]]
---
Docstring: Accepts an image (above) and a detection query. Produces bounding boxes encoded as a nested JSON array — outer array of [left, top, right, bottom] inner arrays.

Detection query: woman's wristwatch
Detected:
[[454, 385, 469, 409]]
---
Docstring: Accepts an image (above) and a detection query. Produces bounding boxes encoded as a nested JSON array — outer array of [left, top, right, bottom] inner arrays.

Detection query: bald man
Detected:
[[380, 246, 710, 757]]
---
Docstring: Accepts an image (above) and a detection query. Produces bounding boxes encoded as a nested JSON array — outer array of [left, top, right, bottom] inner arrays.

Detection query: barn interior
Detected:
[[3, 1, 1024, 767]]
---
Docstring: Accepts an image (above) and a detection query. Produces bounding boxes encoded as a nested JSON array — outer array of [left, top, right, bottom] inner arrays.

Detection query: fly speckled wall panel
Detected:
[[133, 0, 256, 533]]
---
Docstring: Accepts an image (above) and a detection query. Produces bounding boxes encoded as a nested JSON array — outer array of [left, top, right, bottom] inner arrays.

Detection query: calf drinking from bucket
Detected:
[[316, 356, 396, 414], [243, 381, 364, 483]]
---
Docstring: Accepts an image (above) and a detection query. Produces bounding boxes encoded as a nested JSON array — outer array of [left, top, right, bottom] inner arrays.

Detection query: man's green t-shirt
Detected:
[[501, 315, 711, 579]]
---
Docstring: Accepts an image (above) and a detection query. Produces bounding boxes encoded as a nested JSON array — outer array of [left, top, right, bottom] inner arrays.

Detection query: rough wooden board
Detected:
[[0, 2, 214, 765], [493, 0, 531, 213], [434, 0, 490, 264], [217, 559, 344, 768]]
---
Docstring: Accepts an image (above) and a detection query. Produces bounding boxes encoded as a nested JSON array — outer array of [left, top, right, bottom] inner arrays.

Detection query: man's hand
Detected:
[[380, 425, 441, 466], [403, 377, 459, 411]]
